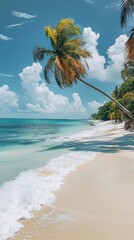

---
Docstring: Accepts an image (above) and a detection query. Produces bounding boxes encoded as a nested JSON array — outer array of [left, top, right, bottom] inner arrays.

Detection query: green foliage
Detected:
[[33, 18, 91, 88], [91, 102, 112, 121], [91, 75, 134, 121], [117, 76, 134, 98], [33, 18, 133, 120]]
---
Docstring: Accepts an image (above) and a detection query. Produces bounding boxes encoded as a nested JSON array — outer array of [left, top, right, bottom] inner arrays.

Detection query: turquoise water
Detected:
[[1, 119, 128, 240], [0, 118, 88, 184]]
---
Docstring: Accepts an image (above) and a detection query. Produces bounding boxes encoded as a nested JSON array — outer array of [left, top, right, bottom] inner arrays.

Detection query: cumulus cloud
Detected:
[[0, 85, 18, 111], [12, 11, 36, 19], [82, 27, 128, 83], [19, 63, 86, 116], [88, 100, 106, 114], [0, 34, 12, 41]]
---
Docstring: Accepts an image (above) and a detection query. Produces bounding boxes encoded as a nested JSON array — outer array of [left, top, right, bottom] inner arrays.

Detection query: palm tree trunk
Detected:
[[79, 78, 134, 120]]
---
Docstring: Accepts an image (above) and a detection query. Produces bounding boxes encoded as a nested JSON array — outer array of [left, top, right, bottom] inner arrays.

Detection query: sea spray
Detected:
[[0, 151, 96, 240]]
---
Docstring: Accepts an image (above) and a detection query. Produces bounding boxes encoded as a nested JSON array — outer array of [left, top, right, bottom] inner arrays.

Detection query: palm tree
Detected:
[[121, 62, 134, 79], [121, 65, 128, 80], [123, 91, 134, 100], [120, 0, 134, 27], [120, 1, 134, 73], [33, 19, 134, 120], [125, 29, 134, 64]]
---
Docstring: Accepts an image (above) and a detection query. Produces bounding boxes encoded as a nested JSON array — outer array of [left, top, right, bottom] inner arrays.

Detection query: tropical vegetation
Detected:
[[120, 0, 134, 78], [92, 0, 134, 124], [33, 18, 134, 120], [91, 75, 134, 121]]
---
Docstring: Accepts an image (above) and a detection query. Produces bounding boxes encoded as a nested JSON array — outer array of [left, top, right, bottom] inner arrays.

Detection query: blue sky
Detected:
[[0, 0, 130, 118]]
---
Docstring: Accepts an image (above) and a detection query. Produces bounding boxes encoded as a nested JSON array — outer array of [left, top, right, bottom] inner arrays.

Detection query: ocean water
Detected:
[[0, 118, 116, 240]]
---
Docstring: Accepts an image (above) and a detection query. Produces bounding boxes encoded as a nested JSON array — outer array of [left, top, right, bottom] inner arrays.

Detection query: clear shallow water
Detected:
[[0, 118, 86, 150], [0, 119, 117, 240], [0, 118, 89, 184]]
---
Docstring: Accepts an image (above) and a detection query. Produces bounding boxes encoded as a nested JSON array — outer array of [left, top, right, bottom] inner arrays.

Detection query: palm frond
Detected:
[[61, 38, 91, 56], [125, 29, 134, 63], [33, 46, 53, 61], [44, 26, 57, 49], [57, 28, 81, 48], [62, 53, 86, 79], [59, 57, 76, 85], [74, 60, 87, 78], [121, 70, 126, 80], [55, 56, 64, 73], [55, 56, 75, 86], [123, 92, 134, 100], [67, 48, 92, 58], [57, 19, 81, 36], [62, 38, 85, 49], [128, 27, 134, 37], [54, 66, 63, 88], [44, 56, 55, 83], [84, 59, 90, 69], [120, 0, 134, 27], [56, 19, 81, 48]]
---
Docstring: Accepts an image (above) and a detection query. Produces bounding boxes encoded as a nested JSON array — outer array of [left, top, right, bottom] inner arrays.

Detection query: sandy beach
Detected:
[[12, 124, 134, 240]]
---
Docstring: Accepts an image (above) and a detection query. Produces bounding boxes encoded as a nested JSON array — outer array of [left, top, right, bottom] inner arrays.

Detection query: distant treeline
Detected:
[[91, 75, 134, 122]]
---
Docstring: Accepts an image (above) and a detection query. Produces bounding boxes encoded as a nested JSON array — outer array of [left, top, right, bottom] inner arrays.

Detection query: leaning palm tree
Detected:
[[33, 19, 134, 120]]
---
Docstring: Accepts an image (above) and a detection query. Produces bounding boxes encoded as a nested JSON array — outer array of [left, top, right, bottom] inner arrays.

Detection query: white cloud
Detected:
[[88, 100, 106, 114], [82, 27, 128, 83], [6, 20, 33, 29], [0, 85, 18, 111], [6, 22, 24, 29], [105, 3, 119, 9], [85, 0, 95, 4], [71, 93, 86, 113], [12, 11, 36, 19], [0, 34, 12, 41], [19, 63, 86, 116], [0, 73, 13, 77]]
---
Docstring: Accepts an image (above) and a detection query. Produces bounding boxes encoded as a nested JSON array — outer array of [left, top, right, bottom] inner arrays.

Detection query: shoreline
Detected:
[[12, 150, 134, 240], [11, 135, 134, 239]]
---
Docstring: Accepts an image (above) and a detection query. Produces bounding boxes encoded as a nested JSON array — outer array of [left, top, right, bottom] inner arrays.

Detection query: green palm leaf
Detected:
[[33, 46, 53, 61], [57, 20, 81, 48], [54, 66, 62, 88], [44, 56, 55, 83], [33, 18, 134, 120], [45, 26, 57, 49], [123, 92, 134, 100]]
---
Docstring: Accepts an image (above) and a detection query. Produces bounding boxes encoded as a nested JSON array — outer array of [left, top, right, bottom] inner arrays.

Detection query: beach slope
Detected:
[[12, 149, 134, 240]]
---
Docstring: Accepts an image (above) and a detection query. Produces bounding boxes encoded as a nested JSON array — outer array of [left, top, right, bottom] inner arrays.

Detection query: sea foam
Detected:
[[0, 121, 122, 240], [49, 120, 119, 143], [0, 151, 96, 240]]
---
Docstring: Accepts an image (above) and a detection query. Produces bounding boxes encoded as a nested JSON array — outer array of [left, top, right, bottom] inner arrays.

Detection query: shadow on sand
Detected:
[[39, 134, 134, 153]]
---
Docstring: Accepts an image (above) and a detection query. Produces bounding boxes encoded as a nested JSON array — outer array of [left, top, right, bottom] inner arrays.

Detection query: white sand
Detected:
[[11, 124, 134, 240]]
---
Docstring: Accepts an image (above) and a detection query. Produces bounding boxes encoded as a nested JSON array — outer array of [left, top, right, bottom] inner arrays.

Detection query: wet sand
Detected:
[[12, 149, 134, 240]]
